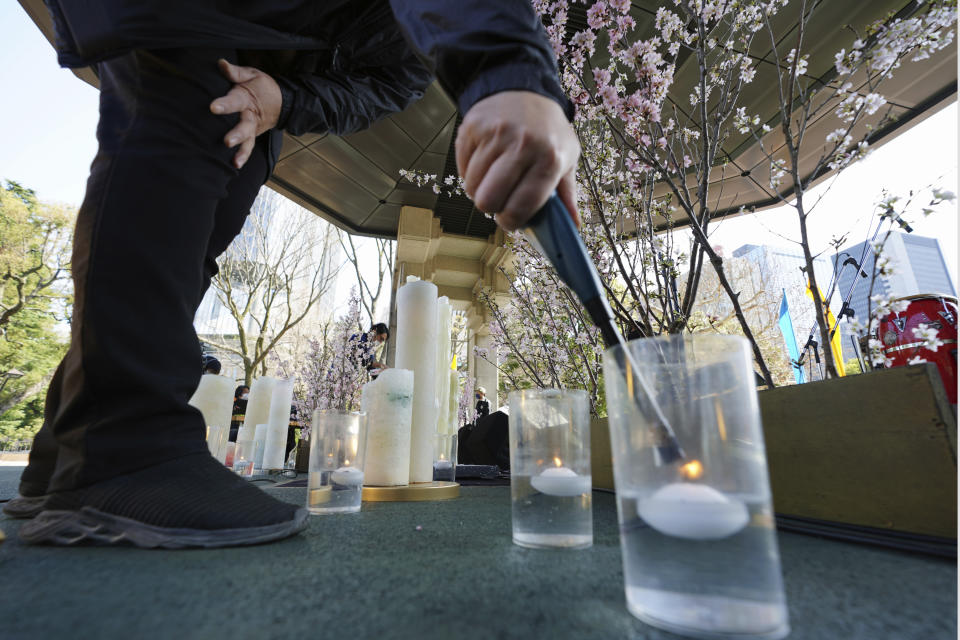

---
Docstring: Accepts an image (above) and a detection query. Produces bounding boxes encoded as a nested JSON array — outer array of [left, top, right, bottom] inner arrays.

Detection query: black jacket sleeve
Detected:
[[388, 0, 574, 120], [275, 45, 434, 137]]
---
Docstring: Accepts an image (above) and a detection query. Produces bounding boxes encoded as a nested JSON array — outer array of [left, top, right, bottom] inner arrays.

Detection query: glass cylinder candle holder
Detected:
[[308, 410, 367, 514], [232, 439, 263, 477], [507, 388, 592, 549], [433, 433, 458, 482], [223, 442, 236, 468], [604, 334, 789, 640], [205, 425, 228, 464]]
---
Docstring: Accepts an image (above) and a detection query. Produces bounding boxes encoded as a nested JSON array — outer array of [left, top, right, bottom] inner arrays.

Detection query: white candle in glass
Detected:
[[189, 374, 235, 462], [395, 276, 438, 483], [435, 297, 452, 436], [638, 483, 749, 540], [531, 461, 592, 497], [262, 378, 293, 470], [361, 368, 414, 486]]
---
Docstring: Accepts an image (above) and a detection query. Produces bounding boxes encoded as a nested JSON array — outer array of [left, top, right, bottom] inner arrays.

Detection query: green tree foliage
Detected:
[[0, 181, 74, 443]]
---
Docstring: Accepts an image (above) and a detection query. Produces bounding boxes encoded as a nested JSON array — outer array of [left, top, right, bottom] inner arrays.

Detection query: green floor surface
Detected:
[[0, 466, 955, 640]]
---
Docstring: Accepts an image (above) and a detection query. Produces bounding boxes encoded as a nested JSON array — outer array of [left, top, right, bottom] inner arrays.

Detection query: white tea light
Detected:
[[331, 467, 364, 486], [531, 467, 592, 497], [638, 483, 749, 541]]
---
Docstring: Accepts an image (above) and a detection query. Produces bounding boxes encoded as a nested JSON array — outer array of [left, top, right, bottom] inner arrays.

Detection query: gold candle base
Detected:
[[362, 481, 460, 502]]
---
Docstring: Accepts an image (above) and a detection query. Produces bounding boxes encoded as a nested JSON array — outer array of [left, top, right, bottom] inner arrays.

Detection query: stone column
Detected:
[[474, 331, 499, 412]]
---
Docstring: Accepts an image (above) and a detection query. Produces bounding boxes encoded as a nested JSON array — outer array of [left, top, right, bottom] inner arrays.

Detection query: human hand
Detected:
[[210, 59, 282, 169], [456, 91, 580, 231]]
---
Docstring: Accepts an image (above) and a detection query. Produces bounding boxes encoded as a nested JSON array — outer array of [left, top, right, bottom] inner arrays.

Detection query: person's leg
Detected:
[[16, 362, 64, 498], [199, 138, 269, 304], [13, 136, 268, 498], [19, 48, 304, 547], [9, 128, 268, 515], [1, 361, 64, 517]]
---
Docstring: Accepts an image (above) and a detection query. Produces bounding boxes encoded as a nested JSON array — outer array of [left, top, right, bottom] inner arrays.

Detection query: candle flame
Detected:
[[553, 456, 563, 468], [680, 459, 703, 480]]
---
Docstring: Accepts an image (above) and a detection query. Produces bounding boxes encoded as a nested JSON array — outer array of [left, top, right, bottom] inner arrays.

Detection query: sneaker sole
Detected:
[[19, 506, 309, 549], [2, 495, 49, 519]]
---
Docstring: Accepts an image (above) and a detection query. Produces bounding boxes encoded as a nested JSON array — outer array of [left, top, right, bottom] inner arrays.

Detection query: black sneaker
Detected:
[[19, 453, 307, 549], [2, 494, 49, 519]]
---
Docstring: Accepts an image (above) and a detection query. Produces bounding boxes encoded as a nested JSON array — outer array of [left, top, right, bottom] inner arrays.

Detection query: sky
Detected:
[[1, 3, 957, 290]]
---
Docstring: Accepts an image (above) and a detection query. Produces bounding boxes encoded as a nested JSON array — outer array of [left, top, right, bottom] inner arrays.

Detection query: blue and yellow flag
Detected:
[[778, 290, 805, 384], [805, 283, 845, 377]]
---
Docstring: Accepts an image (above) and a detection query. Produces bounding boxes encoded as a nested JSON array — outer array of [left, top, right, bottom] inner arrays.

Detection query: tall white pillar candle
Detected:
[[262, 378, 294, 470], [395, 276, 439, 483], [448, 369, 460, 435], [189, 374, 235, 462], [435, 297, 452, 437], [361, 368, 414, 486], [253, 423, 269, 470], [242, 376, 277, 433]]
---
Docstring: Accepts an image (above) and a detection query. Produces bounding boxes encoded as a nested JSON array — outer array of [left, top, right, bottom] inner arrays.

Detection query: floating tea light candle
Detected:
[[530, 458, 592, 497], [638, 482, 749, 541], [331, 467, 364, 486]]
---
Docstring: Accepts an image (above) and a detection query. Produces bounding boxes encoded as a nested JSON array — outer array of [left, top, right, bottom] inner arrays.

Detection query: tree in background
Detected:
[[724, 0, 955, 376], [0, 181, 74, 442], [202, 192, 342, 385], [854, 186, 956, 368], [278, 294, 368, 438], [686, 251, 798, 386], [338, 232, 395, 330]]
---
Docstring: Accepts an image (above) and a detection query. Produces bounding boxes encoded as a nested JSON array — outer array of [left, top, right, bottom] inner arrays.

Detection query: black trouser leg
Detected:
[[198, 142, 269, 305], [18, 361, 66, 496], [18, 142, 269, 496], [39, 48, 271, 493]]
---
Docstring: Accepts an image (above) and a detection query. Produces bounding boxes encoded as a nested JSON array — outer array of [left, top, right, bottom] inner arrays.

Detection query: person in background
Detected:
[[229, 385, 249, 442], [354, 323, 390, 378], [475, 386, 490, 421], [201, 355, 222, 375]]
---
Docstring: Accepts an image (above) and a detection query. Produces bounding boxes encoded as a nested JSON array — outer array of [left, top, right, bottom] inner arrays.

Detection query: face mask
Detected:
[[475, 393, 481, 399], [240, 394, 249, 400]]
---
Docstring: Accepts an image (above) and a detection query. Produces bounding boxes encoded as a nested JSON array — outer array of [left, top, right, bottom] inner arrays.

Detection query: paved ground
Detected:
[[0, 462, 21, 500], [0, 465, 956, 640]]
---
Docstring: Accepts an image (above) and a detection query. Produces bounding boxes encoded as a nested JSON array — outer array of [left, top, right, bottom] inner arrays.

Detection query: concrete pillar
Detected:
[[390, 205, 513, 412], [474, 331, 498, 412]]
